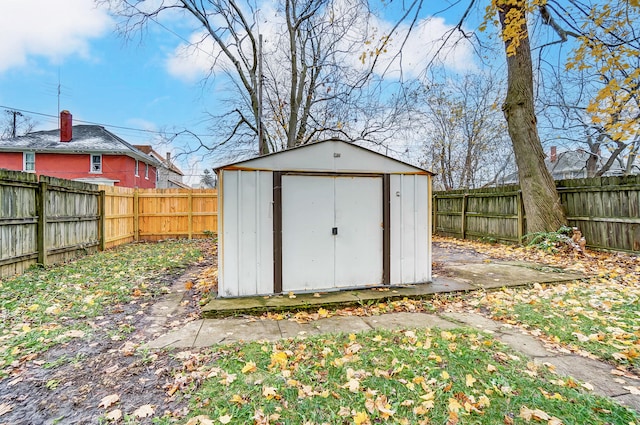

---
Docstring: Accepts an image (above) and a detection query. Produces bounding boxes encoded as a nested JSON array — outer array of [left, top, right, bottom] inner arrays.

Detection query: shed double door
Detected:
[[281, 174, 383, 292]]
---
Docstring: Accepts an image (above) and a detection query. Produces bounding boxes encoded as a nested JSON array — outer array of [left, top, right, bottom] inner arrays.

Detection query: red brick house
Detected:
[[0, 111, 160, 188], [133, 145, 190, 189]]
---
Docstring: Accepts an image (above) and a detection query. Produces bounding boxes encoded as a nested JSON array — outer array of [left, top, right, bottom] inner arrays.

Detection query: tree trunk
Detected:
[[499, 1, 566, 234]]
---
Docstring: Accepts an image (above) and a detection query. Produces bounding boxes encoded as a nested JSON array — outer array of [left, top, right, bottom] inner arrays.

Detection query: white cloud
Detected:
[[126, 118, 158, 132], [165, 32, 218, 82], [349, 15, 476, 79], [0, 0, 113, 72]]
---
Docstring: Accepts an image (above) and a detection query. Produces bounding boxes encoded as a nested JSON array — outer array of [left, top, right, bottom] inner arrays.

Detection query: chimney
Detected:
[[550, 146, 557, 163], [166, 152, 171, 164], [60, 110, 72, 142]]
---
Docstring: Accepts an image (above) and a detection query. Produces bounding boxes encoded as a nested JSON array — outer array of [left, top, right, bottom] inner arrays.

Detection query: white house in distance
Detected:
[[215, 139, 434, 298]]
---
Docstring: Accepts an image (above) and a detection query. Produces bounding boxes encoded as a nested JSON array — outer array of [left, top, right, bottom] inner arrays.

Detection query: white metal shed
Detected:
[[215, 139, 433, 298]]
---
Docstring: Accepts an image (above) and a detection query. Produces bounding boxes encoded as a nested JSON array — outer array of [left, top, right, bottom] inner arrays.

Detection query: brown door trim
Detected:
[[273, 171, 283, 293], [273, 171, 390, 293]]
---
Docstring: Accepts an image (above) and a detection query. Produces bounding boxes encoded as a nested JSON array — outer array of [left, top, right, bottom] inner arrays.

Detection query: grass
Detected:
[[437, 236, 640, 372], [471, 279, 640, 372], [1, 236, 639, 424], [0, 240, 202, 377], [179, 328, 639, 425]]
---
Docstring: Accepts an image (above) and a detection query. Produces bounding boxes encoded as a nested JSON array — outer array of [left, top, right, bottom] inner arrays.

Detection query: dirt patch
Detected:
[[0, 256, 214, 425]]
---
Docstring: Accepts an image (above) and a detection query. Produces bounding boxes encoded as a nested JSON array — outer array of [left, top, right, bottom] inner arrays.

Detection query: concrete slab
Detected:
[[403, 277, 474, 295], [612, 393, 640, 412], [148, 291, 184, 316], [498, 332, 554, 358], [362, 312, 458, 331], [146, 320, 202, 349], [276, 320, 323, 339], [537, 354, 640, 404], [309, 316, 373, 335], [266, 291, 361, 309], [202, 278, 478, 318], [195, 318, 282, 345], [202, 260, 584, 318], [444, 263, 583, 290], [442, 312, 507, 332]]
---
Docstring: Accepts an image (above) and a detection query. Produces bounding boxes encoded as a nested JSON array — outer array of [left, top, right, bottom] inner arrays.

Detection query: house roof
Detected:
[[0, 125, 161, 165], [133, 144, 184, 176], [500, 148, 639, 184], [167, 178, 192, 189], [216, 139, 433, 175]]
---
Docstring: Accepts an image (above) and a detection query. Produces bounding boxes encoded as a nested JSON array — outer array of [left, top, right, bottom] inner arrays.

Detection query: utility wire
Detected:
[[0, 105, 216, 138]]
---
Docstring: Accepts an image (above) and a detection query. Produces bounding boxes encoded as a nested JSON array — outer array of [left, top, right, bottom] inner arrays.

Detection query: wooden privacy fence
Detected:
[[0, 168, 218, 277], [100, 186, 218, 249], [0, 170, 101, 277], [434, 175, 640, 253]]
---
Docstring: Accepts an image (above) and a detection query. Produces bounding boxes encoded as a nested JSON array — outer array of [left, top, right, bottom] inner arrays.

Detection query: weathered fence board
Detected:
[[0, 171, 101, 277], [434, 176, 640, 252], [43, 176, 100, 265], [0, 170, 39, 276], [557, 176, 640, 252], [1, 170, 219, 278]]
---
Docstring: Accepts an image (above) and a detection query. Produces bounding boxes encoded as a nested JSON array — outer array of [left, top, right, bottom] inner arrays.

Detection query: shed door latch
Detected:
[[332, 227, 338, 235]]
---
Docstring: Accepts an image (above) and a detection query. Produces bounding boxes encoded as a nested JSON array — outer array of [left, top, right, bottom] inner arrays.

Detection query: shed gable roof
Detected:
[[217, 139, 432, 175], [0, 125, 160, 165]]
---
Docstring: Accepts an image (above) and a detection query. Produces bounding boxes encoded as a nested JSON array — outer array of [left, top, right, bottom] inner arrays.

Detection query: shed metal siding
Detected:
[[390, 174, 431, 284], [217, 140, 432, 297], [223, 140, 430, 174], [218, 170, 274, 297]]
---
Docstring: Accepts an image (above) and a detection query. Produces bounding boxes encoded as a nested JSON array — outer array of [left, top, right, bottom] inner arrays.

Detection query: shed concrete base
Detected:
[[202, 260, 584, 317]]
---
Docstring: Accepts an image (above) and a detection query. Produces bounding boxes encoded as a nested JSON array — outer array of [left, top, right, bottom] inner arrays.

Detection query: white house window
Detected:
[[135, 160, 139, 176], [145, 163, 149, 179], [91, 154, 102, 173], [23, 152, 35, 172]]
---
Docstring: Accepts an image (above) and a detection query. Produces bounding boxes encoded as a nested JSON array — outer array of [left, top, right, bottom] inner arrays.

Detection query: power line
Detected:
[[0, 105, 216, 137]]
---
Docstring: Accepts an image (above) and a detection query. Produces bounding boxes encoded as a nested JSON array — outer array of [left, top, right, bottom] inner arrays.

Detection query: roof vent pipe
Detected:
[[60, 110, 72, 142]]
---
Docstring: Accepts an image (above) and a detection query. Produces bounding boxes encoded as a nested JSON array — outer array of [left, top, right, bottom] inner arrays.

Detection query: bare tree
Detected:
[[417, 72, 514, 190], [101, 0, 389, 156], [1, 110, 36, 139], [539, 67, 639, 177], [200, 169, 216, 188]]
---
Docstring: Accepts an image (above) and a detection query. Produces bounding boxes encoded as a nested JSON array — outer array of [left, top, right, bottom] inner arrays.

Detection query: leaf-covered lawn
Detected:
[[178, 328, 638, 425], [433, 237, 640, 372], [0, 241, 202, 377]]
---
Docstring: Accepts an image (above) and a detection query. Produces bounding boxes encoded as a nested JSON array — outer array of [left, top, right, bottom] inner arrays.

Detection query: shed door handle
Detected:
[[332, 227, 338, 235]]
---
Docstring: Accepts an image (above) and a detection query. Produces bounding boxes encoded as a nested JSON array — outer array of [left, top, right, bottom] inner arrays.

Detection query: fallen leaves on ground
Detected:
[[98, 394, 120, 409], [0, 241, 204, 378], [175, 327, 638, 424], [132, 404, 155, 418], [433, 237, 640, 371], [0, 403, 13, 416]]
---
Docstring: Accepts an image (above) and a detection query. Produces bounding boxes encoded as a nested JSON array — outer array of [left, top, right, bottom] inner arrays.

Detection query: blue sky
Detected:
[[0, 0, 480, 184]]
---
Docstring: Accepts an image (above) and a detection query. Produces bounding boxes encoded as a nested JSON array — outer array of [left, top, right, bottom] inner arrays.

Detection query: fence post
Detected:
[[36, 180, 48, 266], [432, 194, 438, 235], [188, 190, 193, 239], [133, 189, 139, 241], [517, 190, 525, 242], [98, 190, 106, 251], [461, 194, 468, 239]]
